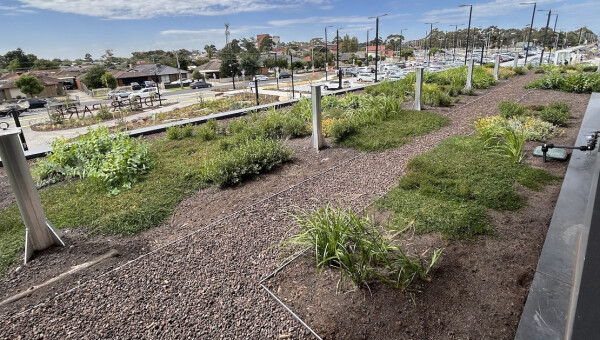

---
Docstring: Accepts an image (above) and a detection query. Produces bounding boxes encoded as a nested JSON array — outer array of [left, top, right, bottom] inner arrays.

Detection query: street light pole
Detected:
[[337, 28, 343, 89], [450, 24, 463, 63], [548, 14, 558, 64], [425, 22, 439, 68], [538, 9, 551, 64], [366, 28, 373, 66], [399, 28, 407, 61], [325, 25, 333, 81], [154, 64, 162, 106], [368, 14, 388, 82], [460, 5, 473, 65], [520, 2, 537, 65], [229, 63, 236, 90]]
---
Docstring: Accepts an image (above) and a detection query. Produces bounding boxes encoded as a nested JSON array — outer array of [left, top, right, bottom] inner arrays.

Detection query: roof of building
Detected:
[[0, 74, 62, 89], [194, 59, 222, 72], [114, 64, 187, 79]]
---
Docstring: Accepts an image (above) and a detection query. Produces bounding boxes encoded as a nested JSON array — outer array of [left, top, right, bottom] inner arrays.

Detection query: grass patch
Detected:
[[377, 136, 557, 239], [339, 110, 450, 151]]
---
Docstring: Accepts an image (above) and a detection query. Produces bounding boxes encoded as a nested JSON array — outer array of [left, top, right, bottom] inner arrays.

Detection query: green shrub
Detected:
[[581, 65, 598, 72], [423, 84, 452, 107], [205, 138, 292, 187], [540, 107, 570, 126], [96, 105, 112, 120], [513, 66, 526, 75], [36, 126, 151, 194], [498, 100, 527, 118], [526, 72, 600, 93], [484, 62, 495, 68], [526, 63, 533, 70]]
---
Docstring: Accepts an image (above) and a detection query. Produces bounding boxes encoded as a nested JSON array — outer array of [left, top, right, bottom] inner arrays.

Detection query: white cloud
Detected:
[[0, 4, 36, 15], [268, 14, 406, 28], [17, 0, 328, 19]]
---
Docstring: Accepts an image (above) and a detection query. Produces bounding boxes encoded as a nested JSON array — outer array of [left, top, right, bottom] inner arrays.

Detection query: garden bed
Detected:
[[0, 70, 591, 339]]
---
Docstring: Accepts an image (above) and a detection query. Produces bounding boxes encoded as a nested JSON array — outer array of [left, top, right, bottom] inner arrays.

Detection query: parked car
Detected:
[[128, 87, 157, 100], [255, 75, 269, 81], [0, 104, 26, 117], [17, 98, 47, 110], [63, 83, 75, 90], [277, 72, 291, 79], [107, 90, 131, 100], [130, 82, 142, 90], [323, 80, 350, 90], [170, 78, 193, 85], [143, 81, 156, 88], [357, 72, 374, 82], [190, 80, 213, 89]]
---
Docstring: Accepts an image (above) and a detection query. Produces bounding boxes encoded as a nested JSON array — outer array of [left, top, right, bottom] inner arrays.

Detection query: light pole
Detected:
[[459, 4, 473, 65], [368, 13, 388, 82], [577, 27, 583, 45], [399, 28, 407, 61], [537, 9, 552, 64], [520, 2, 537, 65], [325, 25, 333, 80], [154, 64, 162, 106], [425, 22, 439, 68], [366, 27, 373, 66], [337, 27, 343, 89], [548, 14, 558, 64], [450, 24, 463, 63], [229, 63, 236, 90]]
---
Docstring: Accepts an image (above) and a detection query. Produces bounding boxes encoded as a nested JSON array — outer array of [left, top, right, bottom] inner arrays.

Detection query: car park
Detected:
[[255, 75, 269, 81], [190, 80, 213, 89], [17, 98, 47, 110], [107, 90, 131, 100]]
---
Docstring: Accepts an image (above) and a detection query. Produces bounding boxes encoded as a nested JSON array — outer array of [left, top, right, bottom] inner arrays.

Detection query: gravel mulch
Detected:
[[0, 72, 587, 339]]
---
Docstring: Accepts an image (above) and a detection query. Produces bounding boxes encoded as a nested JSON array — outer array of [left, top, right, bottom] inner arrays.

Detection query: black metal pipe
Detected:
[[463, 5, 473, 65], [254, 78, 259, 106], [539, 10, 552, 64], [524, 3, 536, 65]]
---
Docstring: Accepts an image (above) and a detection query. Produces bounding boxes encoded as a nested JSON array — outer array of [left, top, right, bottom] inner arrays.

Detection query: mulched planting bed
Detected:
[[0, 70, 590, 339]]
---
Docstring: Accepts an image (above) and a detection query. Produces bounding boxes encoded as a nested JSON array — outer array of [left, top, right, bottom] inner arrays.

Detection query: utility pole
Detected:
[[368, 14, 388, 82], [450, 24, 462, 63], [520, 2, 537, 65], [460, 5, 473, 65], [538, 9, 551, 64], [325, 25, 333, 80], [337, 28, 343, 89], [174, 50, 183, 89]]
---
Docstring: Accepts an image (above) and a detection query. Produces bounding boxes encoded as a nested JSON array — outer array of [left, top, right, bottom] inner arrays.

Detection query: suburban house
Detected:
[[366, 45, 394, 58], [193, 60, 222, 79], [0, 72, 64, 100], [113, 64, 188, 87]]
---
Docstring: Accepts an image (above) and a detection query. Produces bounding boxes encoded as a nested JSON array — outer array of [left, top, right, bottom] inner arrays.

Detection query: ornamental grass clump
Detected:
[[497, 125, 526, 164], [285, 206, 442, 290], [525, 72, 600, 93]]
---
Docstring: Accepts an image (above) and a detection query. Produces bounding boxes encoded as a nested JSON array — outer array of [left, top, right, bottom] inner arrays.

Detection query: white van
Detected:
[[357, 73, 374, 82]]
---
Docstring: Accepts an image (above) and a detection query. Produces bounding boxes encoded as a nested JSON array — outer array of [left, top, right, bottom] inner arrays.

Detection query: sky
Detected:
[[0, 0, 597, 60]]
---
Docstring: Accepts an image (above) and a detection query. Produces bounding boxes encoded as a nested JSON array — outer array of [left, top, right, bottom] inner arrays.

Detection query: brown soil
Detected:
[[0, 71, 590, 339]]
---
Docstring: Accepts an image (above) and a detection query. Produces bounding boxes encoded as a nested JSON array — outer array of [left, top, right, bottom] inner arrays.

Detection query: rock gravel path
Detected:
[[1, 72, 539, 339]]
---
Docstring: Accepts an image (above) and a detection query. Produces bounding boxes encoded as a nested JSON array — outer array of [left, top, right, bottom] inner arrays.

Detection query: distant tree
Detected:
[[341, 34, 359, 53], [259, 35, 275, 53], [204, 44, 217, 59], [101, 72, 117, 89], [400, 49, 414, 60], [219, 42, 241, 77], [191, 69, 205, 80], [32, 59, 60, 70], [84, 53, 93, 62], [14, 74, 44, 98], [291, 60, 306, 70], [356, 60, 363, 66], [241, 38, 260, 55], [240, 55, 260, 76], [81, 65, 108, 89]]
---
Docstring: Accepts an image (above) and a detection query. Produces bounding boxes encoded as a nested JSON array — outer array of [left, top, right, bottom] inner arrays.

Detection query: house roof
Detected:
[[0, 74, 62, 89], [115, 64, 187, 79], [367, 45, 386, 52], [194, 59, 222, 72]]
